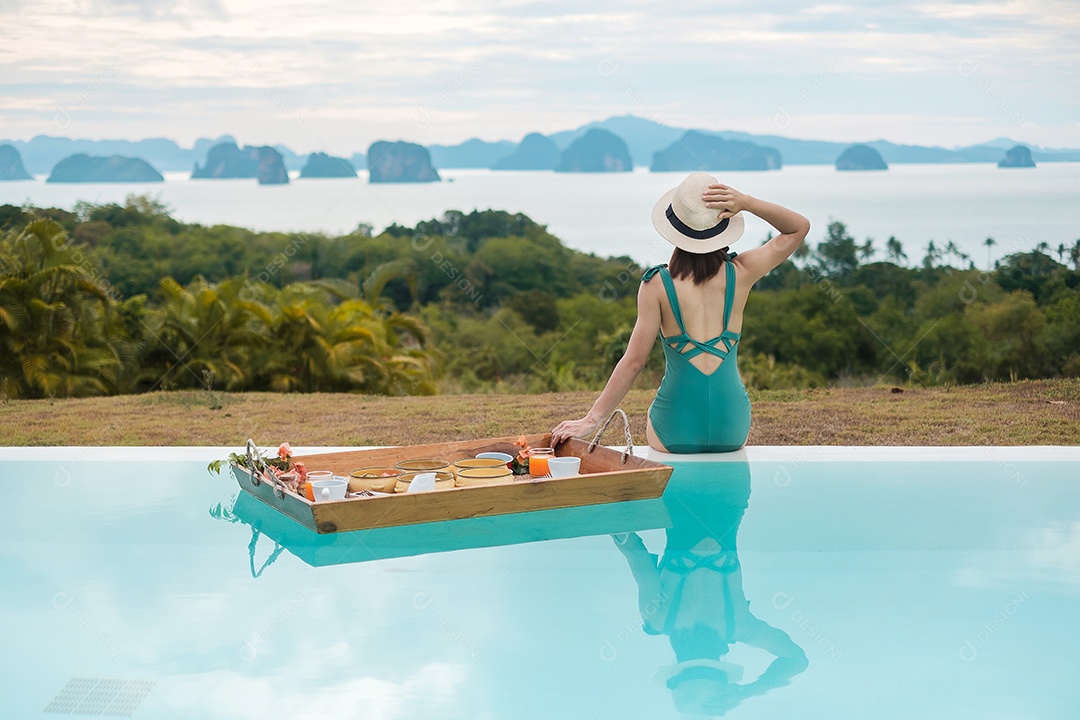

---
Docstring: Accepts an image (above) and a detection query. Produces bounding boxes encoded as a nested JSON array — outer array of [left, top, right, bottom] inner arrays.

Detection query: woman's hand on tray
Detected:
[[551, 415, 602, 446]]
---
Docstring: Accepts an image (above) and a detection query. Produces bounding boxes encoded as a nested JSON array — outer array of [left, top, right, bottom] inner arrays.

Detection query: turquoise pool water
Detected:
[[2, 450, 1079, 718]]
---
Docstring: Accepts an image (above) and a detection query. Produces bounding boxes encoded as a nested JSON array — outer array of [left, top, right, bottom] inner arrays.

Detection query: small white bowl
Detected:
[[548, 456, 582, 478]]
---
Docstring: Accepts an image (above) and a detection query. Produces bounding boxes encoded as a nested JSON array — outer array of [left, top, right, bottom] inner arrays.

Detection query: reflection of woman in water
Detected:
[[613, 462, 807, 716]]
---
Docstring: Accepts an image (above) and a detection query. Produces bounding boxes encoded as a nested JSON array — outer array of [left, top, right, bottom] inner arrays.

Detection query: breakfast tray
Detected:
[[231, 421, 672, 535]]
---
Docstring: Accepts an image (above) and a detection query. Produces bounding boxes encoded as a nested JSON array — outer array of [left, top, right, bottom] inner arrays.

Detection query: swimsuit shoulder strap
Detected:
[[642, 264, 687, 333], [657, 266, 688, 333], [641, 264, 665, 282], [723, 259, 737, 332]]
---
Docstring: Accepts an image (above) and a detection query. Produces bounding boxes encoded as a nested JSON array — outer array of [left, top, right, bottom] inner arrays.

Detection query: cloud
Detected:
[[955, 521, 1080, 594], [1, 0, 1078, 148]]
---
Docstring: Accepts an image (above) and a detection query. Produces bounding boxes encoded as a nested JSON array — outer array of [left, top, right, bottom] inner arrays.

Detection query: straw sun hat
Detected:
[[651, 172, 745, 254]]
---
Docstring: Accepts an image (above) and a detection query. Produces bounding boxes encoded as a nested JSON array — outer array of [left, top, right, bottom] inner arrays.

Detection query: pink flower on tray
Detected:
[[277, 442, 292, 460]]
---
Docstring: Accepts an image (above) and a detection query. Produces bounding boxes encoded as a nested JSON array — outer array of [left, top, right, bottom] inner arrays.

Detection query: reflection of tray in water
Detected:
[[233, 434, 673, 534], [231, 489, 671, 568]]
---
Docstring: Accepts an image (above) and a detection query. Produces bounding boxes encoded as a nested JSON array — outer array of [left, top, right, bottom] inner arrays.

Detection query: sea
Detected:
[[2, 163, 1078, 268]]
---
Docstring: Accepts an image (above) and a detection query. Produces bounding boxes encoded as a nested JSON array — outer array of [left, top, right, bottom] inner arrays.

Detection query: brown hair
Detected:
[[668, 247, 729, 285]]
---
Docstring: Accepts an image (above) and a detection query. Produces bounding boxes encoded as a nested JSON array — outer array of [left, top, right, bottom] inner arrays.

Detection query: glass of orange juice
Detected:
[[527, 448, 555, 477]]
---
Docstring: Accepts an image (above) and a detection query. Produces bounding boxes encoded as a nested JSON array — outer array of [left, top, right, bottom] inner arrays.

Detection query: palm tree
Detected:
[[793, 239, 811, 262], [1057, 243, 1067, 263], [361, 259, 416, 311], [250, 280, 436, 395], [944, 240, 962, 267], [885, 236, 907, 265], [983, 237, 997, 269], [145, 276, 266, 391], [922, 240, 943, 269], [1035, 241, 1050, 255], [0, 219, 123, 398], [857, 239, 875, 264], [1070, 240, 1080, 272]]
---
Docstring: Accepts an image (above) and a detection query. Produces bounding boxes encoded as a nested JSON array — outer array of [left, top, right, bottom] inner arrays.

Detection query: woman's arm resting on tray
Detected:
[[551, 280, 661, 445]]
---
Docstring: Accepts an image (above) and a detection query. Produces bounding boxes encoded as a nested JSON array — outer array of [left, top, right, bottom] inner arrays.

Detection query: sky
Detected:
[[2, 0, 1079, 154]]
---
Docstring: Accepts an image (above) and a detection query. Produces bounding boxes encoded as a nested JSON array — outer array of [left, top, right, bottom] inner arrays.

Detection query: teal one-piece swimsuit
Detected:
[[643, 261, 751, 453]]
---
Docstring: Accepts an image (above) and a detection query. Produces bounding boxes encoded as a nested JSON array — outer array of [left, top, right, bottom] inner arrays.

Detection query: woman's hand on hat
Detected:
[[703, 183, 750, 220]]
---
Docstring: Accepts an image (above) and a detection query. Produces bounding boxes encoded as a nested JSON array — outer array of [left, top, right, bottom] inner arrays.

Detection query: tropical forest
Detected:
[[1, 195, 1078, 400]]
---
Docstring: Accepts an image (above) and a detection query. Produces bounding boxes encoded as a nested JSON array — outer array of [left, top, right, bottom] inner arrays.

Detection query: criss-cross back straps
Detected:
[[641, 263, 740, 361]]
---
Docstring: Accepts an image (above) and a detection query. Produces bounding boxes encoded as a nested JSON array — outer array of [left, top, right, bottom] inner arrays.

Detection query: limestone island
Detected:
[[556, 129, 633, 173], [300, 152, 357, 178], [494, 133, 560, 170], [47, 154, 163, 183], [367, 141, 440, 183], [836, 144, 888, 171], [998, 145, 1036, 168], [192, 142, 290, 184], [651, 131, 782, 172], [0, 144, 33, 181]]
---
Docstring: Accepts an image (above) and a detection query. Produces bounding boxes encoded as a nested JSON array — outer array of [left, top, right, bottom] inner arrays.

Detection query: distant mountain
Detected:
[[493, 133, 560, 170], [547, 115, 1080, 166], [651, 131, 781, 172], [270, 144, 305, 171], [4, 117, 1078, 175], [191, 141, 289, 184], [300, 152, 356, 178], [368, 141, 440, 183], [970, 138, 1077, 161], [0, 134, 306, 174], [192, 142, 261, 178], [0, 144, 33, 180], [836, 144, 888, 171], [0, 135, 216, 174], [193, 136, 236, 164], [999, 145, 1036, 168], [47, 154, 163, 183], [256, 147, 289, 185], [550, 115, 685, 167], [429, 139, 516, 169], [556, 129, 633, 173]]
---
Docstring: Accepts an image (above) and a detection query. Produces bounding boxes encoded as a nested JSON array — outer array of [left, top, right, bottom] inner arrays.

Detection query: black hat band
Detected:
[[666, 204, 729, 240]]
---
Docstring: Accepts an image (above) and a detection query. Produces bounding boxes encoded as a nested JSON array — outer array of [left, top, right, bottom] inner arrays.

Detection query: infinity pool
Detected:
[[2, 447, 1078, 719]]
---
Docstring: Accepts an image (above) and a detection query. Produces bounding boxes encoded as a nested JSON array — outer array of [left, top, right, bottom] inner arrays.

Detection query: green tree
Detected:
[[983, 237, 997, 270], [857, 239, 875, 264], [0, 219, 125, 398], [143, 276, 266, 391], [922, 240, 943, 269], [885, 236, 907, 265], [967, 292, 1050, 380], [815, 221, 859, 278]]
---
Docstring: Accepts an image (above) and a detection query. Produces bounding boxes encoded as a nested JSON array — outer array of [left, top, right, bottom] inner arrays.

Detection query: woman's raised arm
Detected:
[[703, 184, 810, 285]]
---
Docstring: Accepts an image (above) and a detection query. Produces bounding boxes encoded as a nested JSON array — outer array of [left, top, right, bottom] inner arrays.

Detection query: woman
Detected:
[[551, 172, 809, 453]]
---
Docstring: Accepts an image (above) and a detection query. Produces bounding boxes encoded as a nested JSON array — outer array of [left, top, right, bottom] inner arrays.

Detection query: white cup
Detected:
[[547, 456, 581, 478], [311, 478, 347, 502]]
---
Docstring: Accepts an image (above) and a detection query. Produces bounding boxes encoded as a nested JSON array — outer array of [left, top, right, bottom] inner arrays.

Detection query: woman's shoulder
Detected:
[[640, 264, 668, 282]]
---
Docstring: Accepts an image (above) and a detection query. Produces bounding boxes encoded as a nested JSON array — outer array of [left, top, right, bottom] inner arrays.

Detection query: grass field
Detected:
[[2, 379, 1077, 447]]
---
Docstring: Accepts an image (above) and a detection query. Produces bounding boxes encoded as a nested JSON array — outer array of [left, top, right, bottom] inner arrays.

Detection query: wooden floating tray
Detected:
[[232, 433, 673, 534]]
